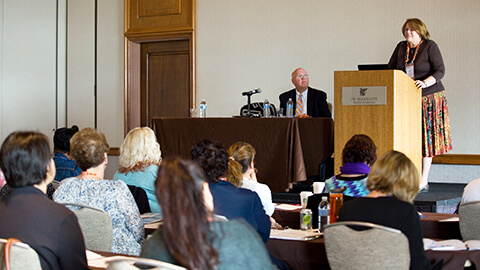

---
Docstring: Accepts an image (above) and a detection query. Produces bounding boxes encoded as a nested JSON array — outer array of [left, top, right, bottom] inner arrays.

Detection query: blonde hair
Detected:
[[366, 150, 419, 203], [402, 18, 430, 40], [118, 127, 162, 173], [226, 142, 256, 188]]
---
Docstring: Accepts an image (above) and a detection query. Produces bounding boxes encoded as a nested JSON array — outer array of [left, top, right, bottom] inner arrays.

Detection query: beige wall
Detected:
[[196, 0, 480, 154], [0, 0, 124, 147], [1, 0, 478, 156]]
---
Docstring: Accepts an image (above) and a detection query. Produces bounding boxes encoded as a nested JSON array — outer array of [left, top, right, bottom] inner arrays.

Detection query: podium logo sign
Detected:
[[342, 86, 386, 105]]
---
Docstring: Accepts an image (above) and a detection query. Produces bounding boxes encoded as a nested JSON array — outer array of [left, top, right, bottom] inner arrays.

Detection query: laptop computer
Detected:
[[358, 64, 389, 71]]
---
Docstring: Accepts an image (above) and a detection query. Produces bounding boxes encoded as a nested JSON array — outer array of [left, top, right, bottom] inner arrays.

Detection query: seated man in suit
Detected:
[[279, 67, 331, 118], [190, 139, 270, 243]]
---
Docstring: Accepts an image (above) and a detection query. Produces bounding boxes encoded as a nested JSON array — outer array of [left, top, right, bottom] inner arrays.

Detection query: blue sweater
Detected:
[[113, 165, 162, 215]]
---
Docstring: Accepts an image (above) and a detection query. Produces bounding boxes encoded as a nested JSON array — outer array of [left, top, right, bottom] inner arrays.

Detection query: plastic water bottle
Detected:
[[199, 99, 207, 118], [263, 99, 271, 118], [286, 98, 294, 117], [318, 196, 330, 232]]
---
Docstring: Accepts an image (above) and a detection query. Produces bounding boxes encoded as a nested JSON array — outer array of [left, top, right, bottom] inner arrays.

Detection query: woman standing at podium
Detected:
[[388, 18, 452, 191]]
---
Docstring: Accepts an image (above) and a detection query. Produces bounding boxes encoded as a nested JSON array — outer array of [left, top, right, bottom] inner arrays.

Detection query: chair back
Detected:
[[324, 221, 410, 270], [106, 257, 187, 270], [51, 180, 61, 190], [0, 238, 42, 270], [127, 185, 151, 214], [459, 201, 480, 240], [62, 203, 113, 252]]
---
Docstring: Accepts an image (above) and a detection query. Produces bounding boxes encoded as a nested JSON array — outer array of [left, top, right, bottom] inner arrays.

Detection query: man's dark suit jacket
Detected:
[[279, 87, 331, 118], [208, 181, 270, 243]]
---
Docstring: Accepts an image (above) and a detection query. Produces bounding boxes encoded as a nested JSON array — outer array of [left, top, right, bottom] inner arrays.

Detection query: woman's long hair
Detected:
[[155, 158, 218, 270], [226, 142, 256, 187]]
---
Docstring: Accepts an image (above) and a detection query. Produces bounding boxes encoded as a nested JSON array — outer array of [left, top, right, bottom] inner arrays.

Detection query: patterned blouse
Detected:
[[324, 174, 370, 198], [53, 177, 145, 255]]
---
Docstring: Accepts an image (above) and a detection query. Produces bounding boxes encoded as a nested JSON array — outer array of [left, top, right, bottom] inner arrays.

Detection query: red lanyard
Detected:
[[405, 40, 423, 64]]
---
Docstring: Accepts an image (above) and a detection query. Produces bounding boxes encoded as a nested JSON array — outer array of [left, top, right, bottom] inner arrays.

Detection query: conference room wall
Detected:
[[0, 0, 124, 147], [0, 0, 59, 143], [195, 0, 480, 155]]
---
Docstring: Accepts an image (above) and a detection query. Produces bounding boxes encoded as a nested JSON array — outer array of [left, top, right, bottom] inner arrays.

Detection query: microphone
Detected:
[[242, 88, 262, 96]]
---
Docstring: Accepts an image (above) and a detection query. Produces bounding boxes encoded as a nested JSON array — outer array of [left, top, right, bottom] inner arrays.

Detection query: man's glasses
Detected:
[[296, 74, 309, 79]]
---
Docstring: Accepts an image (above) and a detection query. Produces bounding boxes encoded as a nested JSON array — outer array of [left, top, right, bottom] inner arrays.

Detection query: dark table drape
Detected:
[[151, 117, 334, 192]]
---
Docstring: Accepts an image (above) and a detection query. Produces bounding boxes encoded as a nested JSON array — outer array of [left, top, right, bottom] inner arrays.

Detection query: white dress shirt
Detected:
[[296, 89, 308, 115], [241, 177, 275, 216]]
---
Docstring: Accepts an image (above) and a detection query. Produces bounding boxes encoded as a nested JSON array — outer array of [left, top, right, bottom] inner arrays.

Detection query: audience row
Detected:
[[0, 126, 475, 270]]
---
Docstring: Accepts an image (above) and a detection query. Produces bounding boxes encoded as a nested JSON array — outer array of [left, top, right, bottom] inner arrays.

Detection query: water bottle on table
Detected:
[[318, 196, 330, 232], [286, 98, 294, 117], [263, 99, 271, 118], [200, 99, 207, 118]]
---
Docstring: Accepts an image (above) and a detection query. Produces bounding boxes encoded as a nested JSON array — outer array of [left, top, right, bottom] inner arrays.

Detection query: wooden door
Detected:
[[140, 39, 191, 126]]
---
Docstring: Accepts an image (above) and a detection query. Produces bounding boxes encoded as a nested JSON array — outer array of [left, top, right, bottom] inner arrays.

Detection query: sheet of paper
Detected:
[[270, 229, 322, 240], [141, 213, 163, 224], [439, 216, 459, 222], [144, 222, 161, 230], [423, 238, 466, 251], [275, 204, 302, 211], [86, 250, 103, 260], [466, 240, 480, 250], [87, 255, 136, 269]]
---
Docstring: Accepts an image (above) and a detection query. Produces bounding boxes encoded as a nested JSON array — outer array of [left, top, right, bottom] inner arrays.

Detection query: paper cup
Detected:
[[300, 191, 313, 208], [313, 182, 326, 194]]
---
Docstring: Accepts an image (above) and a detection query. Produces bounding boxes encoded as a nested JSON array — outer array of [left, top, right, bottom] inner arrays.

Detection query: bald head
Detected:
[[291, 68, 309, 93]]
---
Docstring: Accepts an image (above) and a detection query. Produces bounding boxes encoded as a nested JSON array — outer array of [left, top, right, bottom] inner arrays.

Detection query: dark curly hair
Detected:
[[190, 139, 228, 183], [342, 134, 377, 166], [53, 125, 79, 153]]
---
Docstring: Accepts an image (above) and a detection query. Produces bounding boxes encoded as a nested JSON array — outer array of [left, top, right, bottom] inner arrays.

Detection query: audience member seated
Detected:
[[141, 158, 275, 269], [0, 169, 5, 189], [53, 125, 81, 181], [53, 128, 144, 255], [113, 127, 162, 214], [190, 139, 271, 243], [323, 134, 377, 197], [279, 67, 331, 118], [0, 131, 88, 270], [461, 177, 480, 204], [338, 150, 431, 270], [227, 142, 275, 216]]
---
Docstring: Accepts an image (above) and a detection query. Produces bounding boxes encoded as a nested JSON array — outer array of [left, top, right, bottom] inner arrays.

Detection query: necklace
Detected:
[[405, 40, 423, 64], [80, 171, 102, 179]]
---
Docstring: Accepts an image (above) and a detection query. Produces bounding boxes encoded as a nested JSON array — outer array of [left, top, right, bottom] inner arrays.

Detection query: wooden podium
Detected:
[[334, 70, 422, 174]]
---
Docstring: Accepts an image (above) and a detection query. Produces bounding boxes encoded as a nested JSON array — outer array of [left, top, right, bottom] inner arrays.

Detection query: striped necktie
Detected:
[[296, 93, 303, 116]]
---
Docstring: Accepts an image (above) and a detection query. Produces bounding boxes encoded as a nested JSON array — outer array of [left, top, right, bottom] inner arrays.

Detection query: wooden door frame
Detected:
[[124, 32, 195, 135]]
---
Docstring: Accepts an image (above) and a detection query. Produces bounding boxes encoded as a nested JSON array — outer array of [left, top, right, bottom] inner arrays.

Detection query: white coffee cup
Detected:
[[313, 182, 326, 194], [300, 191, 313, 208]]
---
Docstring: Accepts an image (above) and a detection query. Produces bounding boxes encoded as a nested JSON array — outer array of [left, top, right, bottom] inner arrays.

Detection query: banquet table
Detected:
[[269, 206, 470, 270], [266, 237, 480, 270], [93, 213, 470, 270], [152, 117, 334, 192], [272, 207, 462, 239]]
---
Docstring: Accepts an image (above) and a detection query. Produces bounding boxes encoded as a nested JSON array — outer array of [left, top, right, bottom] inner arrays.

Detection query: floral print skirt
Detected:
[[422, 90, 452, 157]]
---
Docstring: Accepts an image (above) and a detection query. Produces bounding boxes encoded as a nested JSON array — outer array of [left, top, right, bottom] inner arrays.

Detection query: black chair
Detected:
[[127, 185, 151, 214], [240, 102, 277, 117]]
